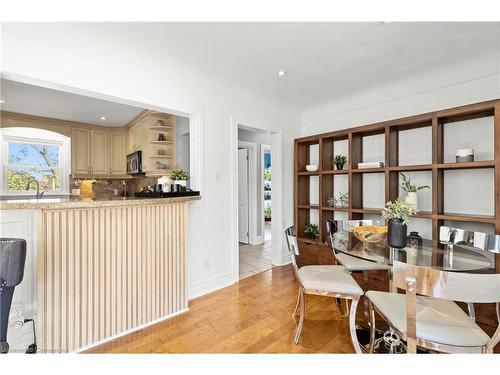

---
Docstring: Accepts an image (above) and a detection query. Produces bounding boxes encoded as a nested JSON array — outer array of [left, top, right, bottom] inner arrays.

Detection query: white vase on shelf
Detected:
[[405, 192, 418, 211]]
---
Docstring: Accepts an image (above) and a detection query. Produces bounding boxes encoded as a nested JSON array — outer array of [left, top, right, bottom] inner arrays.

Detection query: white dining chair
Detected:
[[284, 226, 364, 351], [365, 260, 500, 354], [439, 225, 498, 321]]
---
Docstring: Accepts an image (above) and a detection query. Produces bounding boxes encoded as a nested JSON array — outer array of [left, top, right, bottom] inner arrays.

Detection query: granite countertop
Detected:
[[0, 195, 201, 210]]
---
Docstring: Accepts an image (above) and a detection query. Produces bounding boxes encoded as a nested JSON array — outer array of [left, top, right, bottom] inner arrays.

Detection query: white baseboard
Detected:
[[187, 271, 235, 300], [73, 308, 189, 353], [282, 252, 291, 265], [251, 234, 264, 245]]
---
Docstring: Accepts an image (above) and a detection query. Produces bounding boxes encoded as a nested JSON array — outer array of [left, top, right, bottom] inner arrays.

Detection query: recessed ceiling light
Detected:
[[100, 116, 107, 120], [277, 70, 287, 77]]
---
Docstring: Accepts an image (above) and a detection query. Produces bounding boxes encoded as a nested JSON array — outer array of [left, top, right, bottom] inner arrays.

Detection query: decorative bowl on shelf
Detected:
[[352, 225, 388, 244], [305, 164, 318, 172]]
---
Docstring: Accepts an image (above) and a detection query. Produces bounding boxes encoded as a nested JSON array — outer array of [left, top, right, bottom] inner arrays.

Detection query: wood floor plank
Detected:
[[86, 265, 357, 353]]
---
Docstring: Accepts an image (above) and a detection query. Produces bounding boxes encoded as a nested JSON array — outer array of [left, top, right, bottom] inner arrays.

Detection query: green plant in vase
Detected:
[[381, 197, 417, 248], [264, 207, 272, 221], [400, 173, 430, 211], [169, 169, 190, 190], [304, 223, 320, 240], [333, 154, 347, 170]]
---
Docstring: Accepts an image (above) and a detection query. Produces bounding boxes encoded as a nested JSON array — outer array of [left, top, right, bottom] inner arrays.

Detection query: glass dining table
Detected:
[[326, 231, 492, 274], [325, 231, 493, 353]]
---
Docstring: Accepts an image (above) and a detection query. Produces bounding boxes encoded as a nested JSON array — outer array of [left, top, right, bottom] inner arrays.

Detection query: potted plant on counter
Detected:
[[170, 169, 190, 191], [400, 173, 429, 211], [381, 197, 417, 248], [304, 224, 320, 240], [333, 154, 347, 170]]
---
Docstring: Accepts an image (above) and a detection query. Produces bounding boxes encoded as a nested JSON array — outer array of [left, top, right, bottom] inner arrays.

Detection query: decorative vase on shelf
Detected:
[[173, 180, 186, 192], [407, 231, 423, 250], [405, 192, 418, 211], [388, 219, 407, 248], [335, 163, 345, 170]]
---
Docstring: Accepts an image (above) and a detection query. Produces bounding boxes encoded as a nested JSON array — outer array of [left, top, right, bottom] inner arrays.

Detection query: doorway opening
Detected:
[[237, 126, 273, 279]]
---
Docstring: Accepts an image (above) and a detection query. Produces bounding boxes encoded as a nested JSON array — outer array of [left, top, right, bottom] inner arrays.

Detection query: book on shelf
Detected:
[[358, 161, 384, 169]]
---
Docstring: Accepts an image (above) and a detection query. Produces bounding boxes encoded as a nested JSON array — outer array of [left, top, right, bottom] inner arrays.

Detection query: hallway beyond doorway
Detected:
[[239, 222, 272, 279]]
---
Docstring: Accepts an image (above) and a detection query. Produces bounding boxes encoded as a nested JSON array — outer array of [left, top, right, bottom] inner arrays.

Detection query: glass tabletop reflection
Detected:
[[326, 231, 492, 272]]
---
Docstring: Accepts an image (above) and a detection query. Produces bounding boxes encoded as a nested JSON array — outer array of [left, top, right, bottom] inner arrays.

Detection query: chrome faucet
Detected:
[[26, 180, 45, 199]]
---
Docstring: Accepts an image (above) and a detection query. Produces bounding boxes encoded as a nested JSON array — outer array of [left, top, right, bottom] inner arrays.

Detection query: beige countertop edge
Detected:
[[0, 195, 201, 210]]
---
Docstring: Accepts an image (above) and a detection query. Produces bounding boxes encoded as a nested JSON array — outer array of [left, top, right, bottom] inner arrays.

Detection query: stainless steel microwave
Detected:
[[126, 151, 143, 175]]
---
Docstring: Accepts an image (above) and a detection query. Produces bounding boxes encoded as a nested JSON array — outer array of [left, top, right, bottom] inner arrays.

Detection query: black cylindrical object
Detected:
[[388, 219, 407, 248], [0, 238, 27, 354]]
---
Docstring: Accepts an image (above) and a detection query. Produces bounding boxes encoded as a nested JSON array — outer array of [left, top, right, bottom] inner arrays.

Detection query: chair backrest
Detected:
[[284, 226, 300, 278], [326, 219, 373, 234], [393, 260, 500, 353], [393, 260, 500, 304], [439, 226, 489, 251]]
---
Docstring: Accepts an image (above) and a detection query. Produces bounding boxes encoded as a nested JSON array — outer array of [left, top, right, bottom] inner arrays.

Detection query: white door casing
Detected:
[[238, 148, 249, 244]]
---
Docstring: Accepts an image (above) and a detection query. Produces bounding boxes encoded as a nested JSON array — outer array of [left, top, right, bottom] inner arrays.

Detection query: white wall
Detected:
[[1, 23, 302, 299], [238, 128, 272, 239], [301, 53, 500, 238]]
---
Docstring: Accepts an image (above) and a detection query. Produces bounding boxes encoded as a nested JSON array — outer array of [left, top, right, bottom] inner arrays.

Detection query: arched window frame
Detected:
[[0, 127, 71, 197]]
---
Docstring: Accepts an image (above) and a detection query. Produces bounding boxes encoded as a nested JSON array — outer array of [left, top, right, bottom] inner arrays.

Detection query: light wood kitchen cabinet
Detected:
[[90, 129, 109, 174], [109, 131, 127, 175], [72, 127, 128, 177], [72, 127, 91, 174]]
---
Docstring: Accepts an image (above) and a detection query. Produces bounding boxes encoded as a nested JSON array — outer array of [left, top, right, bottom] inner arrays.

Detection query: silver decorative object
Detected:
[[327, 192, 349, 208]]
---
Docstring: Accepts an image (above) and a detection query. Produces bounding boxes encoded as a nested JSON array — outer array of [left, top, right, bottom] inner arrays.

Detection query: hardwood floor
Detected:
[[86, 265, 356, 353]]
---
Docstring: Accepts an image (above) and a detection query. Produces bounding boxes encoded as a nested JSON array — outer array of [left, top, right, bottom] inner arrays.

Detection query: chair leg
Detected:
[[292, 289, 301, 318], [293, 288, 305, 344], [349, 296, 363, 354], [368, 300, 376, 354], [467, 303, 476, 322]]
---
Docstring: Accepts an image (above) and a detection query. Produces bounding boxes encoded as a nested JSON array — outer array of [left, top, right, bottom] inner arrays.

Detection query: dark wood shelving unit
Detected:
[[294, 98, 500, 269], [294, 99, 500, 352]]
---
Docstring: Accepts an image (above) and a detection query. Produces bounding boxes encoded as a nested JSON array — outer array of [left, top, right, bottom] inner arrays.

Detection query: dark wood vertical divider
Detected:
[[432, 115, 444, 240], [494, 104, 500, 272], [385, 126, 399, 204]]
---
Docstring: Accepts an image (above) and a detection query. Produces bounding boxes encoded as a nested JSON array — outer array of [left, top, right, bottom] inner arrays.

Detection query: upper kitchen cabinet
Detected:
[[90, 129, 109, 174], [72, 127, 91, 174], [109, 131, 127, 175], [72, 127, 128, 178]]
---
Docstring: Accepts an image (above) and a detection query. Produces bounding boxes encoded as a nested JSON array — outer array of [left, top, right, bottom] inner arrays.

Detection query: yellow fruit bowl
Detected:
[[352, 225, 388, 244]]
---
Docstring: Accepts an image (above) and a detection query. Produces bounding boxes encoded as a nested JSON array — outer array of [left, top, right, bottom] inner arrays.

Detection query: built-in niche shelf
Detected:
[[150, 126, 174, 131], [294, 98, 500, 248], [150, 140, 174, 144]]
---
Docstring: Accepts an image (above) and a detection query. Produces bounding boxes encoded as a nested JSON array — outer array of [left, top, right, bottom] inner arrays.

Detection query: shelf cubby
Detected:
[[443, 115, 494, 163]]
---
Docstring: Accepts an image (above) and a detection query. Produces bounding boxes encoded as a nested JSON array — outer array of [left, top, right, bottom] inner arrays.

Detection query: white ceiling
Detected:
[[116, 22, 499, 111], [0, 79, 145, 127], [1, 23, 499, 117]]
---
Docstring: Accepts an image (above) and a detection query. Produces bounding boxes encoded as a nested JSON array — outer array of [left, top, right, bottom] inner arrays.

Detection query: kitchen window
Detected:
[[0, 127, 70, 196]]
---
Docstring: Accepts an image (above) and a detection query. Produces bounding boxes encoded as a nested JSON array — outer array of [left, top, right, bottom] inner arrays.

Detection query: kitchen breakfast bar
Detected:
[[0, 195, 200, 352]]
